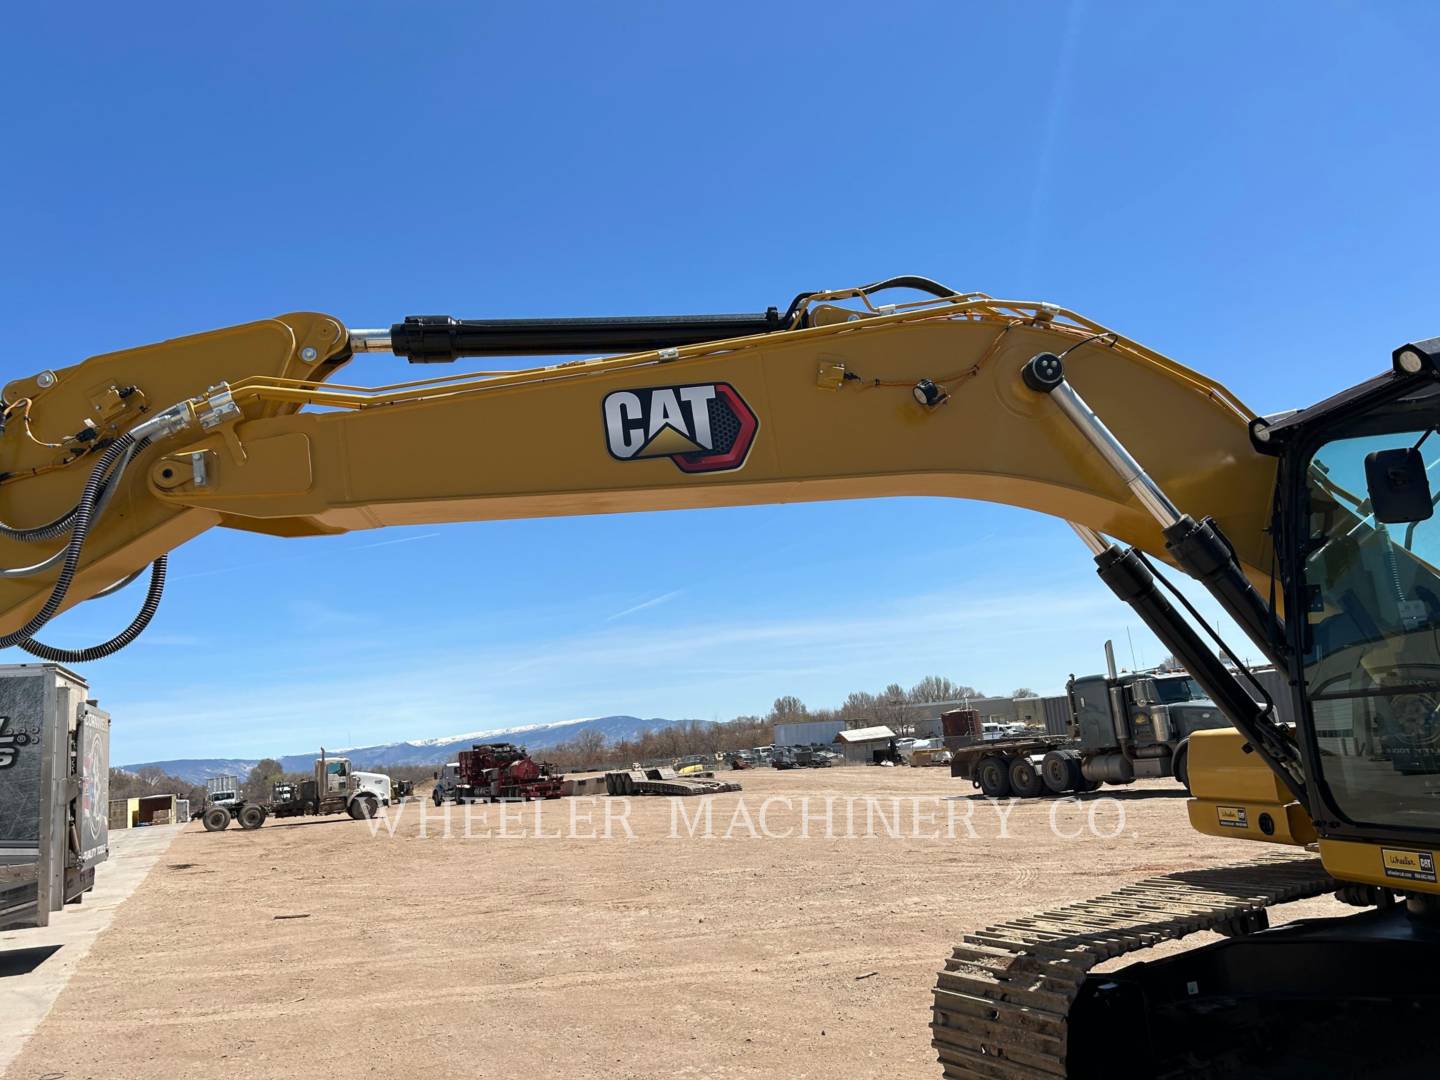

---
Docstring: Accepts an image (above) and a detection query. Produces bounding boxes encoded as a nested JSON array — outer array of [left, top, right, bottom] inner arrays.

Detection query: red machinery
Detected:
[[455, 743, 564, 802]]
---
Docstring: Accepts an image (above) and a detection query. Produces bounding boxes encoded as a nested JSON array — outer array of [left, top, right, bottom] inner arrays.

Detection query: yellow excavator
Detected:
[[1, 277, 1436, 1075]]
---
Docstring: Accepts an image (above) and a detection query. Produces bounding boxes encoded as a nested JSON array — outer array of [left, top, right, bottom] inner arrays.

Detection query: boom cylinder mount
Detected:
[[1027, 353, 1286, 669]]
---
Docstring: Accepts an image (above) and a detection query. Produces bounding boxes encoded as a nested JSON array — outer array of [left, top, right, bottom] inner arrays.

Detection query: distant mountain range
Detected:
[[121, 714, 698, 784]]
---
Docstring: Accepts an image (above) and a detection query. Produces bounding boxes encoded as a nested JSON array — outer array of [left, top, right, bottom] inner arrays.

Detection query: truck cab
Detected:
[[432, 762, 461, 805], [205, 775, 241, 809], [1068, 670, 1230, 789]]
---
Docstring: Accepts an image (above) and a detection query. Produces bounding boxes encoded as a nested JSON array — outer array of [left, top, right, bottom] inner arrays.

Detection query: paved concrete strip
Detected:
[[0, 823, 185, 1074]]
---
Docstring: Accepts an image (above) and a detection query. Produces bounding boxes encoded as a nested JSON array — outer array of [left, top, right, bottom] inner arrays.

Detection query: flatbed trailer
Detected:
[[946, 734, 1094, 798]]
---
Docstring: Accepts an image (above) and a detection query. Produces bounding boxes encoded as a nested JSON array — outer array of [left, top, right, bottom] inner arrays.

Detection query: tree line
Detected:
[[108, 766, 210, 809], [159, 674, 1044, 798], [540, 674, 1041, 772]]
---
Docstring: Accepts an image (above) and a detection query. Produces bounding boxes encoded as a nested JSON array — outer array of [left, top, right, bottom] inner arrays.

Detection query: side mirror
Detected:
[[1131, 677, 1157, 706], [1365, 448, 1434, 524]]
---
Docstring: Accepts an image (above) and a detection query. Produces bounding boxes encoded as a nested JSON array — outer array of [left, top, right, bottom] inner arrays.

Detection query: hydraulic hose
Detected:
[[856, 275, 960, 300], [0, 402, 190, 660], [0, 439, 143, 578], [0, 433, 138, 649], [17, 555, 167, 662]]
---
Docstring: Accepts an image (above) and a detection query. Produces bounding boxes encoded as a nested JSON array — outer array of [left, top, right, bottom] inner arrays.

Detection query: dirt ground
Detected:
[[6, 768, 1346, 1080]]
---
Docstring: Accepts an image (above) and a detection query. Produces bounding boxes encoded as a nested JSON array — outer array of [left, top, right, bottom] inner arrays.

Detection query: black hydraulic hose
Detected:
[[855, 275, 960, 300], [18, 555, 166, 662], [0, 505, 79, 543], [0, 435, 147, 543], [0, 434, 137, 649]]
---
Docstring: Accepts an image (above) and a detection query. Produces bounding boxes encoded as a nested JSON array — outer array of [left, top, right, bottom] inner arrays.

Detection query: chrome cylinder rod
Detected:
[[1049, 379, 1182, 528], [1068, 521, 1111, 556], [348, 329, 393, 353]]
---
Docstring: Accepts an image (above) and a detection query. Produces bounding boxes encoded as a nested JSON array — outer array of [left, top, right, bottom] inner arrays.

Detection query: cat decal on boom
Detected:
[[602, 382, 758, 473]]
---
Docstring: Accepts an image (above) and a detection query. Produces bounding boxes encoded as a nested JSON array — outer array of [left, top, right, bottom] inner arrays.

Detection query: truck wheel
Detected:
[[1041, 750, 1080, 794], [353, 796, 378, 819], [1173, 741, 1191, 795], [432, 787, 444, 806], [1009, 756, 1045, 799], [202, 806, 231, 832], [975, 756, 1012, 799], [239, 804, 267, 830]]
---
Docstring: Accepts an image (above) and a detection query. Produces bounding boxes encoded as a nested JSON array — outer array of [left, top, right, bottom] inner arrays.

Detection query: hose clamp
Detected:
[[195, 385, 240, 431]]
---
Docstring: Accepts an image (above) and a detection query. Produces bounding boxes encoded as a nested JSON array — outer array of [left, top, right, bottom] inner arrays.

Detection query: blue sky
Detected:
[[3, 2, 1438, 763]]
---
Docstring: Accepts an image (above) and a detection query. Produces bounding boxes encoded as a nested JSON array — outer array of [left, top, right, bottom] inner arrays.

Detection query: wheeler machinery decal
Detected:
[[1217, 805, 1249, 829], [1381, 848, 1437, 883]]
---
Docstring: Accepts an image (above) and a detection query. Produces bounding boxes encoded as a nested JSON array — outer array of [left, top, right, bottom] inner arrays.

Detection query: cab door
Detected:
[[323, 759, 349, 796]]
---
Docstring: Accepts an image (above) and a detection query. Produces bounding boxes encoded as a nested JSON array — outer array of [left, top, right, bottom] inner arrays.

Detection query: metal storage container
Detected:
[[773, 720, 845, 746], [941, 709, 981, 738], [0, 664, 110, 930]]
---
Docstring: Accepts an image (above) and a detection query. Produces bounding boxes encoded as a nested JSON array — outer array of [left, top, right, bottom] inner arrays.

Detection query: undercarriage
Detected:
[[932, 855, 1440, 1078]]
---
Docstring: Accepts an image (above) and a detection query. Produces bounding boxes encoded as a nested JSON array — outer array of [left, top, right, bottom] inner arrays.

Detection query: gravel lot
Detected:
[[6, 767, 1345, 1080]]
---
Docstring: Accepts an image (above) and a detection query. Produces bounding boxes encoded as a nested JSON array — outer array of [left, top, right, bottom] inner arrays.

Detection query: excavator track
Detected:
[[931, 853, 1337, 1079]]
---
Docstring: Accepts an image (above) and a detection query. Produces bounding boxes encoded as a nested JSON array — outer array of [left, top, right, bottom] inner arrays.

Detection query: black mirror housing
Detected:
[[1365, 447, 1434, 524]]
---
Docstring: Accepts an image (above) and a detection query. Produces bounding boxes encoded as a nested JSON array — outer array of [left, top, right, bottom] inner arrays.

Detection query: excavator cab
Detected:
[[1274, 371, 1440, 865]]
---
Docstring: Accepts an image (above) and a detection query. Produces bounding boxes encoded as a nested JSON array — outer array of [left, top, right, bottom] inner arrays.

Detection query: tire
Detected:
[[1041, 750, 1081, 794], [1173, 742, 1191, 795], [432, 787, 444, 807], [202, 806, 231, 832], [975, 756, 1012, 799], [353, 796, 378, 819], [238, 804, 267, 830], [1009, 756, 1045, 799]]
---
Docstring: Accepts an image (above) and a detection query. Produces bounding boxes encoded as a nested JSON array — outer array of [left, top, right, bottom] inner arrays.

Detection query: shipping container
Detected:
[[773, 720, 845, 746]]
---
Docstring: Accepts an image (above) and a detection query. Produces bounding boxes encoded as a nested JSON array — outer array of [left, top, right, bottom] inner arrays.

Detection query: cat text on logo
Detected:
[[604, 385, 717, 459]]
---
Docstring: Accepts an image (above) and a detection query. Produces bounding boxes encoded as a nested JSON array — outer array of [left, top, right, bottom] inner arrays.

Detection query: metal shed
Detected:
[[833, 725, 898, 765]]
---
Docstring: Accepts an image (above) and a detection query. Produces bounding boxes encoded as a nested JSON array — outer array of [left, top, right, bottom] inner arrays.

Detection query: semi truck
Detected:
[[431, 762, 461, 805], [200, 753, 392, 831], [206, 775, 240, 809], [946, 643, 1234, 798]]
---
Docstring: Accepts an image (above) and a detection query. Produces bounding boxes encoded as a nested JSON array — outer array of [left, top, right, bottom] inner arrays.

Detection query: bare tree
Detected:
[[909, 675, 982, 703], [768, 695, 808, 725], [1011, 687, 1039, 698], [244, 758, 285, 800], [871, 682, 912, 735], [572, 729, 607, 767], [841, 690, 878, 723]]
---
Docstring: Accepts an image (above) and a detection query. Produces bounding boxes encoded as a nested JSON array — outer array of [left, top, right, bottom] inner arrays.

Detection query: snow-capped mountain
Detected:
[[121, 714, 696, 784]]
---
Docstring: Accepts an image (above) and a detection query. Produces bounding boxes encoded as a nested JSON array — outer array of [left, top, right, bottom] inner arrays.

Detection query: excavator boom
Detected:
[[0, 289, 1273, 638]]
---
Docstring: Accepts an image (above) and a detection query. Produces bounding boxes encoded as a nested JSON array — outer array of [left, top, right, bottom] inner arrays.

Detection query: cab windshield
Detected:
[[1302, 425, 1440, 831], [1153, 677, 1204, 705]]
